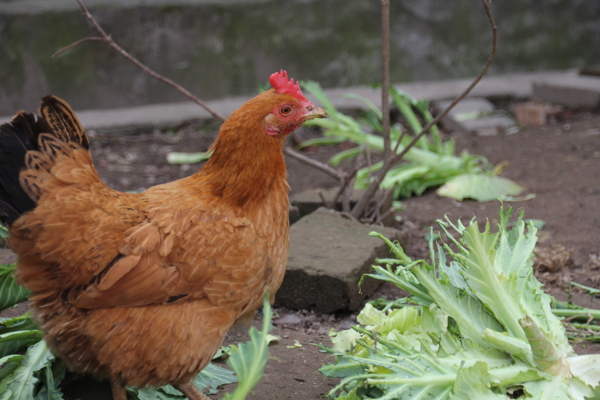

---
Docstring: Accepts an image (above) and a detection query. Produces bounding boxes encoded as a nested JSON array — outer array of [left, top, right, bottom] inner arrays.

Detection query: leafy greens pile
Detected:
[[321, 206, 600, 399], [302, 82, 523, 202]]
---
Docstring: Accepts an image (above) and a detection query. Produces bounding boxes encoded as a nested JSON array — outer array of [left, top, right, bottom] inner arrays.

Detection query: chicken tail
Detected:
[[0, 95, 90, 225]]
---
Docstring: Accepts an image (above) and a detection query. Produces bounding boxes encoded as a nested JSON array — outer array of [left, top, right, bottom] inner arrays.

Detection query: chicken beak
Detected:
[[302, 105, 328, 122]]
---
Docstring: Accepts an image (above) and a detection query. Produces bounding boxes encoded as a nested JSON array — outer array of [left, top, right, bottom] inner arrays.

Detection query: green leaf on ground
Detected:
[[437, 173, 523, 201]]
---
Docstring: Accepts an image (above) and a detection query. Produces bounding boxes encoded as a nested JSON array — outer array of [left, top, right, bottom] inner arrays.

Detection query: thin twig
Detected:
[[316, 190, 327, 207], [57, 0, 226, 121], [283, 147, 344, 180], [351, 0, 497, 219], [52, 36, 106, 58], [341, 180, 353, 213], [378, 205, 395, 225], [328, 167, 359, 209]]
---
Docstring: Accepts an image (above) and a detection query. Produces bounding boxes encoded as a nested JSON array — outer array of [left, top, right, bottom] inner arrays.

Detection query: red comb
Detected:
[[269, 70, 309, 103]]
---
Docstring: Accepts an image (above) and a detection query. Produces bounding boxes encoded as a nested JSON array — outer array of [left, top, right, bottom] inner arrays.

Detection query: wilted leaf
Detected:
[[4, 340, 55, 400], [0, 314, 37, 335], [222, 295, 273, 400], [191, 363, 237, 395], [0, 264, 31, 310], [0, 330, 43, 358], [129, 363, 237, 399], [437, 173, 523, 201], [0, 354, 23, 388], [33, 363, 65, 400], [265, 334, 280, 345], [133, 387, 183, 400]]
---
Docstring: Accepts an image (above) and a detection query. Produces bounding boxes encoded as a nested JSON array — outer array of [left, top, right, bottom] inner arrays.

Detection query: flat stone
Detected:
[[435, 98, 518, 135], [435, 97, 517, 136], [438, 97, 496, 116], [533, 75, 600, 108], [275, 207, 406, 313]]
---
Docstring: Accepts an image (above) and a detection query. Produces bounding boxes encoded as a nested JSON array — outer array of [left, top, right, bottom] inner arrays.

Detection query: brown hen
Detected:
[[0, 71, 326, 400]]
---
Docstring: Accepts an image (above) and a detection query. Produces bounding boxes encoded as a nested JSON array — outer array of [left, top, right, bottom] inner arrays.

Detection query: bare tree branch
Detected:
[[350, 0, 497, 219], [56, 0, 226, 122], [381, 0, 391, 163]]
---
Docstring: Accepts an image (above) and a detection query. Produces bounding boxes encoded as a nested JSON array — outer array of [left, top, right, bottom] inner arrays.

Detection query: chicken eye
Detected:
[[279, 105, 293, 115]]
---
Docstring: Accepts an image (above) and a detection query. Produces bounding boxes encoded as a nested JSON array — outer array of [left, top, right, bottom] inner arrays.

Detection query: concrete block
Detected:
[[275, 207, 406, 313], [533, 75, 600, 108]]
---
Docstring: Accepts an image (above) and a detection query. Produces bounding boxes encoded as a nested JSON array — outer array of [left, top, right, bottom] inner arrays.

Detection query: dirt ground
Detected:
[[2, 102, 600, 399]]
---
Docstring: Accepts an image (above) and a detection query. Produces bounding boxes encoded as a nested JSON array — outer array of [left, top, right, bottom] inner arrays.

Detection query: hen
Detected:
[[0, 71, 326, 400]]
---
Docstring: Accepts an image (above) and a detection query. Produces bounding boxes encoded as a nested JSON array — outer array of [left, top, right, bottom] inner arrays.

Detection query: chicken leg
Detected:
[[110, 377, 127, 400], [174, 382, 210, 400], [110, 379, 208, 400]]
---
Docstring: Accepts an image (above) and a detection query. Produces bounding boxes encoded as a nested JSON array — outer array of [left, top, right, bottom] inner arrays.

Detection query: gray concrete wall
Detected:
[[1, 0, 598, 114]]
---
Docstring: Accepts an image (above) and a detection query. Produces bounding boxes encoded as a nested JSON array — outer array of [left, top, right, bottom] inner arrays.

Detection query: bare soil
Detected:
[[2, 104, 600, 399]]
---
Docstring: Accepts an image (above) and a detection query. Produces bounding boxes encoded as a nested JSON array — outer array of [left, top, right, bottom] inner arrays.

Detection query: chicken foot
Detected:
[[174, 382, 210, 400]]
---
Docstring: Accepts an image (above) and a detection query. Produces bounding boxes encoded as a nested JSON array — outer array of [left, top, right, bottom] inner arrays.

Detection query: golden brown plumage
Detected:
[[0, 71, 326, 399]]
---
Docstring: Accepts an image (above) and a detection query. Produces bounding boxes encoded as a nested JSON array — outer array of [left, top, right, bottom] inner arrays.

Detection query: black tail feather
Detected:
[[0, 112, 43, 225], [0, 95, 88, 226]]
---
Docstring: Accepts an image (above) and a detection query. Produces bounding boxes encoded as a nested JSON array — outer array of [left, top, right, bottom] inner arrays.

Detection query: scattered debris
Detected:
[[513, 101, 562, 126], [273, 313, 303, 326], [266, 334, 281, 345], [534, 244, 574, 272]]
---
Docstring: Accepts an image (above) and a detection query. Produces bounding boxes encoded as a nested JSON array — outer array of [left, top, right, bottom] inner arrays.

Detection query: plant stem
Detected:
[[552, 308, 600, 321], [569, 322, 600, 331]]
